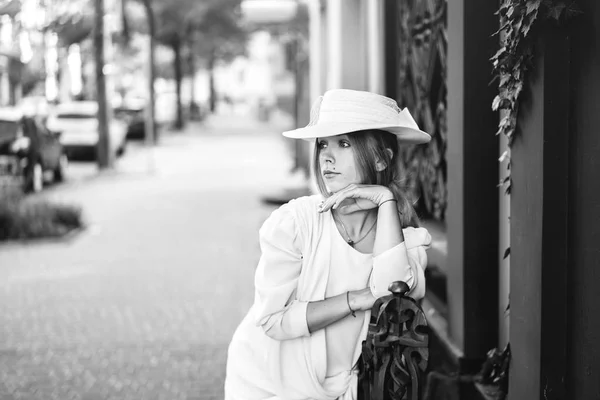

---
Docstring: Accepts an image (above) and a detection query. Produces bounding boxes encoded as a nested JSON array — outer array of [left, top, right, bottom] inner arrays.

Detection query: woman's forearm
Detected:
[[306, 292, 354, 333], [373, 199, 405, 256]]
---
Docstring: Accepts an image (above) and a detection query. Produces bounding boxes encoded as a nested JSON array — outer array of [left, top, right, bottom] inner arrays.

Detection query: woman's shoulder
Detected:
[[263, 195, 322, 228], [259, 195, 324, 249], [402, 226, 432, 249], [285, 194, 323, 211], [264, 194, 324, 236]]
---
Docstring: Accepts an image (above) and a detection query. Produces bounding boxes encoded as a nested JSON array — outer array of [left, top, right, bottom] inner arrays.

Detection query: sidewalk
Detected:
[[0, 112, 297, 400]]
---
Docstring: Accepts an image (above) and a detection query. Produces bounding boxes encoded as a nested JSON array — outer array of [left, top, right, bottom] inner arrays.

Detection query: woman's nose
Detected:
[[321, 148, 334, 163]]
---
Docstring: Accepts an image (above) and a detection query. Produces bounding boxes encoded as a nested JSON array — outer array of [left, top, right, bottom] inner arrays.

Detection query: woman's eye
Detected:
[[340, 140, 350, 148], [317, 141, 327, 149]]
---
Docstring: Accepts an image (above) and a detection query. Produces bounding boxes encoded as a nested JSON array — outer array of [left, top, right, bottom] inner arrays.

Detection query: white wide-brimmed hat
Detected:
[[282, 89, 431, 144]]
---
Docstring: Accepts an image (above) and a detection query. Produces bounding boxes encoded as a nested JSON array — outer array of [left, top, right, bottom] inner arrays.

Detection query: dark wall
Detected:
[[567, 0, 600, 398]]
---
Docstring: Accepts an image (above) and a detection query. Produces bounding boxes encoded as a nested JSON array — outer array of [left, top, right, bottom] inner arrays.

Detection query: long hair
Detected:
[[312, 129, 419, 228]]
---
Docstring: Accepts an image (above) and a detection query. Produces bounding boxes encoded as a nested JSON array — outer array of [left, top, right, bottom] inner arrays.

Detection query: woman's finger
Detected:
[[330, 186, 356, 210], [318, 184, 385, 213], [319, 185, 354, 212], [332, 187, 359, 209], [320, 192, 340, 211], [318, 196, 337, 213]]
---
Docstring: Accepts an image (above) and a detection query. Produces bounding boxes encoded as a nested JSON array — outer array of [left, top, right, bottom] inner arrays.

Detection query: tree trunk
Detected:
[[142, 0, 156, 144], [208, 52, 216, 113], [94, 0, 112, 169], [173, 39, 184, 130], [188, 48, 199, 120]]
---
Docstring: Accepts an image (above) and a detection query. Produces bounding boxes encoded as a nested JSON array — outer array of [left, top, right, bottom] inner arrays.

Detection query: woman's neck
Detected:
[[333, 201, 377, 237]]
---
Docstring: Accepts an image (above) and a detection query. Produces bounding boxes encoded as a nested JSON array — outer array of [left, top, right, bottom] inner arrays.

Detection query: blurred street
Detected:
[[0, 111, 296, 400]]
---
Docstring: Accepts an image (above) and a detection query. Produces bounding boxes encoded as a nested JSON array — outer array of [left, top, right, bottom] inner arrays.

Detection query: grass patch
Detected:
[[0, 192, 84, 241]]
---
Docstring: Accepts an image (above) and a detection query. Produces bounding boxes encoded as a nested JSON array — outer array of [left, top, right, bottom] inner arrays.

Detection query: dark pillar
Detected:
[[446, 0, 499, 368], [566, 1, 600, 398], [508, 29, 570, 400], [383, 0, 398, 100]]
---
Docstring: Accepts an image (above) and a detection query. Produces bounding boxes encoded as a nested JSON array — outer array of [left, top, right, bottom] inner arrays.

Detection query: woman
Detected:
[[225, 89, 432, 400]]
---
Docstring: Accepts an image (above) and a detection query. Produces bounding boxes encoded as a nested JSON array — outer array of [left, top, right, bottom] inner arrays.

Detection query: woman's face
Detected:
[[317, 134, 362, 193]]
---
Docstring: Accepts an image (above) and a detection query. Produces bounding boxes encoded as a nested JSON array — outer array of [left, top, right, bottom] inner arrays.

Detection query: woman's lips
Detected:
[[323, 171, 340, 179]]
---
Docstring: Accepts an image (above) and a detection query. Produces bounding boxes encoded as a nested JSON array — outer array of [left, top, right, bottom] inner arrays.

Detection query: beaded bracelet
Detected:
[[346, 291, 356, 318]]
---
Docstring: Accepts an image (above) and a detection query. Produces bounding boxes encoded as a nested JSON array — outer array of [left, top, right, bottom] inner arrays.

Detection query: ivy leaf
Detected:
[[492, 95, 502, 111], [513, 68, 521, 80], [513, 80, 524, 99], [495, 2, 511, 16], [496, 116, 510, 135], [500, 73, 512, 87], [506, 5, 515, 18], [490, 47, 507, 61], [495, 52, 515, 69], [512, 16, 523, 33], [526, 0, 541, 14]]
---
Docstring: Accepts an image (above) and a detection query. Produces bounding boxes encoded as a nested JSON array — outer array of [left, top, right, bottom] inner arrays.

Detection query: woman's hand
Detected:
[[348, 288, 377, 312], [318, 184, 394, 215]]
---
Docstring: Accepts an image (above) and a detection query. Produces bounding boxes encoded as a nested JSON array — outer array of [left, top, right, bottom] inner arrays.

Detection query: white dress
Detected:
[[225, 195, 431, 400]]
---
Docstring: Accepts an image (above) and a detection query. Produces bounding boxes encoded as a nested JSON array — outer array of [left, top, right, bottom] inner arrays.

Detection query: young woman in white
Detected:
[[225, 89, 432, 400]]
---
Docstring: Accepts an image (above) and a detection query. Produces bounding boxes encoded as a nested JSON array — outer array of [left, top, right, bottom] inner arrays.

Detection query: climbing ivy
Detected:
[[491, 0, 581, 194]]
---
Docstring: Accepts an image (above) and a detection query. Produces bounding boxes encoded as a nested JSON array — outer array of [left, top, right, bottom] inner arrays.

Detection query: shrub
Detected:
[[0, 193, 84, 241]]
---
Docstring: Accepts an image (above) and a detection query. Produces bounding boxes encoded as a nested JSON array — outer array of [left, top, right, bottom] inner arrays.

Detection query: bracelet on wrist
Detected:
[[379, 198, 397, 207], [346, 291, 356, 318]]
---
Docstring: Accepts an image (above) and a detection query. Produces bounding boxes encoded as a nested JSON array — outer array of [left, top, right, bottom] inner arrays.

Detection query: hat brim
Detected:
[[282, 122, 431, 144]]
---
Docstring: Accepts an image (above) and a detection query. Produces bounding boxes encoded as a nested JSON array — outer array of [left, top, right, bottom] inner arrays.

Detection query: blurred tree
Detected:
[[152, 0, 246, 126], [151, 0, 199, 129], [187, 0, 247, 114], [21, 61, 46, 97], [140, 0, 156, 145], [121, 0, 246, 127]]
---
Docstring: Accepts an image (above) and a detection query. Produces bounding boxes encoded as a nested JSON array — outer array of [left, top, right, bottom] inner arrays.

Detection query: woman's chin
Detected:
[[326, 181, 357, 194], [325, 184, 344, 194]]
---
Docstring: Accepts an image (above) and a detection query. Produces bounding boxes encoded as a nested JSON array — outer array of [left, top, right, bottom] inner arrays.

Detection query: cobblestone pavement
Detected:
[[0, 112, 298, 400]]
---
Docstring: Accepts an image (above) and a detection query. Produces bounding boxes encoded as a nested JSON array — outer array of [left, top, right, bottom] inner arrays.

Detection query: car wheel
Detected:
[[54, 154, 68, 182], [25, 162, 44, 193]]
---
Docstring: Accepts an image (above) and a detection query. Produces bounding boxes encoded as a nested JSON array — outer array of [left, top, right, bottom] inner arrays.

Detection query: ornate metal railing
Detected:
[[358, 281, 429, 400]]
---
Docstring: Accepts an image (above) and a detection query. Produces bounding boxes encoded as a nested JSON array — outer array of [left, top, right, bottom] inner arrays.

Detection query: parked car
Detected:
[[114, 99, 145, 140], [0, 107, 67, 193], [46, 101, 127, 161]]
